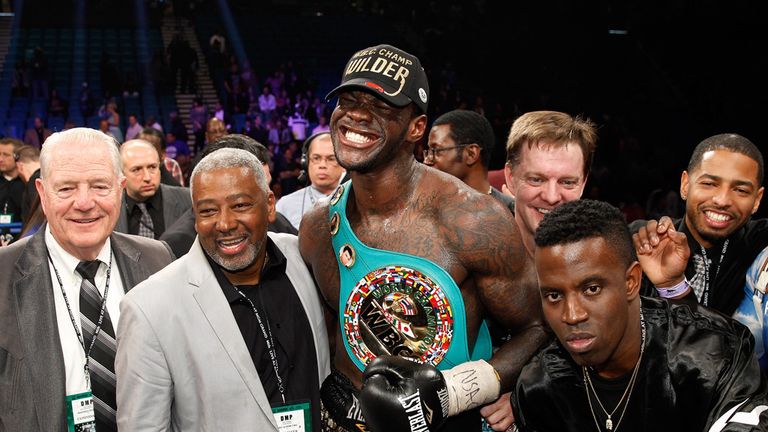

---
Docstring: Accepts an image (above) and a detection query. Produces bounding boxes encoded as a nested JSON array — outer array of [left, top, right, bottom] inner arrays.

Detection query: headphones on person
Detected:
[[298, 131, 330, 185]]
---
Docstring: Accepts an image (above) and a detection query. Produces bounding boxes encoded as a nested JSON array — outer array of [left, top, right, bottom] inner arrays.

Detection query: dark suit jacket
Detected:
[[0, 229, 174, 431], [115, 183, 192, 237]]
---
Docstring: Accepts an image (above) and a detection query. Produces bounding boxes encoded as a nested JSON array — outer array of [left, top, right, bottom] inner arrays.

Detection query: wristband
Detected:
[[655, 277, 690, 298], [441, 360, 500, 417]]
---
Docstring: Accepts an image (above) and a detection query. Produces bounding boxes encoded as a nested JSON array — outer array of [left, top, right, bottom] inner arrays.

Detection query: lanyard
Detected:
[[700, 239, 728, 307], [47, 250, 113, 387], [233, 285, 286, 404]]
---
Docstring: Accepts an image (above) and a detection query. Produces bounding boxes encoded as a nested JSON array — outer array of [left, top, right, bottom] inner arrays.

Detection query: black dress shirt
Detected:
[[206, 238, 321, 431], [125, 188, 165, 238]]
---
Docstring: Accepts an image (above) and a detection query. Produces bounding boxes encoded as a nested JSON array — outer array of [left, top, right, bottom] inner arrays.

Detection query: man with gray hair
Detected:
[[116, 148, 329, 431], [0, 127, 174, 431]]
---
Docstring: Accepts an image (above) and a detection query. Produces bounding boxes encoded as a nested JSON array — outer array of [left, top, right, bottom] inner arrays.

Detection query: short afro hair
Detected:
[[432, 110, 495, 168], [535, 199, 635, 266], [687, 133, 763, 185]]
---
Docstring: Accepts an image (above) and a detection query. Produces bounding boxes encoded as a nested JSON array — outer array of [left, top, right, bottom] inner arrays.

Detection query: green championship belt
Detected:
[[328, 181, 492, 372]]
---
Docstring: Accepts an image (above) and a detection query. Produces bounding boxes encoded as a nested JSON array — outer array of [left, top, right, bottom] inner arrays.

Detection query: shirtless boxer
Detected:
[[300, 44, 546, 432]]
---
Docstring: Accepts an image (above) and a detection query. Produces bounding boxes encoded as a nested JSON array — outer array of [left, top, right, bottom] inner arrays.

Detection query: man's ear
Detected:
[[503, 164, 516, 199], [680, 171, 689, 201], [408, 114, 428, 143], [463, 144, 481, 166], [751, 187, 764, 215], [626, 261, 642, 301], [266, 191, 277, 223]]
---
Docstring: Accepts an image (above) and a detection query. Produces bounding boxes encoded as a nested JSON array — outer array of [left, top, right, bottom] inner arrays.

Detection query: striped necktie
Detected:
[[690, 253, 708, 302], [76, 260, 117, 432], [136, 202, 155, 239]]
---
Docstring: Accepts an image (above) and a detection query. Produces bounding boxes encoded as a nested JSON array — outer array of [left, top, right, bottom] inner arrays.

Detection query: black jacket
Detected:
[[629, 218, 768, 316], [513, 297, 768, 431]]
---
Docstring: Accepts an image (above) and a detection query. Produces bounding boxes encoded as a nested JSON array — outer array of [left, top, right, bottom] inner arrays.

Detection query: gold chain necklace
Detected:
[[583, 311, 646, 431]]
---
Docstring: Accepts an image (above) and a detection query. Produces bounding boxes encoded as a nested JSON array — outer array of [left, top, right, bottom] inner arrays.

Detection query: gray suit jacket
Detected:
[[0, 229, 174, 432], [115, 183, 192, 236], [116, 232, 330, 431]]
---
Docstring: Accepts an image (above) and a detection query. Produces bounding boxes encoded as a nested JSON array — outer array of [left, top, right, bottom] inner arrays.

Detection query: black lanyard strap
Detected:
[[234, 285, 286, 404], [47, 248, 113, 385], [700, 239, 729, 307]]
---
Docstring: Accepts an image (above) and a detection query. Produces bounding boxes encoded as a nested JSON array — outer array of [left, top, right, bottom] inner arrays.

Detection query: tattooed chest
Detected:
[[352, 220, 457, 271]]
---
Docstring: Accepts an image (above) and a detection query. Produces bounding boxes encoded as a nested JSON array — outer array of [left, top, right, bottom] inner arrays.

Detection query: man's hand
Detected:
[[632, 216, 690, 288], [480, 392, 515, 431]]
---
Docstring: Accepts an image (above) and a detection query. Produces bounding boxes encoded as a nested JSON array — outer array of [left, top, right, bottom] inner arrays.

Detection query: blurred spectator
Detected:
[[212, 101, 226, 124], [288, 109, 308, 141], [152, 48, 172, 92], [138, 128, 183, 187], [123, 72, 140, 98], [275, 89, 290, 119], [164, 131, 191, 177], [79, 81, 95, 118], [100, 100, 124, 143], [190, 97, 208, 153], [250, 115, 269, 144], [258, 86, 276, 121], [146, 115, 163, 133], [12, 60, 29, 97], [14, 145, 41, 224], [99, 119, 117, 141], [209, 27, 226, 53], [268, 119, 292, 146], [23, 117, 52, 149], [168, 111, 189, 143], [168, 34, 197, 94], [100, 52, 122, 99], [125, 114, 144, 141], [47, 89, 67, 118], [0, 138, 24, 230], [30, 47, 49, 99], [311, 115, 330, 135], [207, 40, 227, 99], [204, 117, 227, 148]]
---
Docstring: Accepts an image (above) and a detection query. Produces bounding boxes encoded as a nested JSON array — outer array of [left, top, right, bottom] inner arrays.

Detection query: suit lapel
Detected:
[[187, 241, 277, 426], [116, 194, 129, 233], [160, 185, 174, 225], [111, 233, 146, 292], [13, 231, 67, 431]]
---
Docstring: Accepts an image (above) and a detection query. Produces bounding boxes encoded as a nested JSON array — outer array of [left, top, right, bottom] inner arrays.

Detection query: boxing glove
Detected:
[[360, 355, 501, 432]]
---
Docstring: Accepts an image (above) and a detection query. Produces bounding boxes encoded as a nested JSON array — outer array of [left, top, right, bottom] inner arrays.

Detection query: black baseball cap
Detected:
[[326, 44, 429, 114]]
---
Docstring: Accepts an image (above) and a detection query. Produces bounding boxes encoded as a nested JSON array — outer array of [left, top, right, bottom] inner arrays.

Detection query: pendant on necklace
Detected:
[[606, 417, 613, 430]]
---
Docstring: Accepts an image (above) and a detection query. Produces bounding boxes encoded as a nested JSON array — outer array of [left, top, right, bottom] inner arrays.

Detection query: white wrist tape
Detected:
[[441, 360, 501, 417]]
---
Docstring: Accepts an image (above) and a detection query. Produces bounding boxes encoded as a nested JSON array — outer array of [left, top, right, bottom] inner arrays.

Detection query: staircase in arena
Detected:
[[161, 16, 219, 153]]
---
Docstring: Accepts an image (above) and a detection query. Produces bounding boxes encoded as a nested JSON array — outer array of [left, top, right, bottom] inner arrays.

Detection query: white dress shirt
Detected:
[[45, 225, 125, 395]]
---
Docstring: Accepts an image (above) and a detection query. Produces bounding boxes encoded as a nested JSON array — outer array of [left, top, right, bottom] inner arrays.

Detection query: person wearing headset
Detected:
[[276, 132, 346, 230]]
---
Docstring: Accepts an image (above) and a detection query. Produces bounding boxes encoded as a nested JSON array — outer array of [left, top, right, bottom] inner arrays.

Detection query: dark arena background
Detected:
[[2, 0, 766, 219]]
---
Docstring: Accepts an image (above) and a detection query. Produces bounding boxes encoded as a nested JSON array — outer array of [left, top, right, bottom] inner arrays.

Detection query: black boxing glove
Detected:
[[360, 355, 501, 432]]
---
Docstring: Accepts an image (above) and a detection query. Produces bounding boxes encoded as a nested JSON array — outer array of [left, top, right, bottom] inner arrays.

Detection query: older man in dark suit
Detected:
[[0, 128, 174, 431]]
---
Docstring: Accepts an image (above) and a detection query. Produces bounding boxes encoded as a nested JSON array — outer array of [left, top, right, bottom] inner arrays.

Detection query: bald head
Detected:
[[121, 139, 162, 201]]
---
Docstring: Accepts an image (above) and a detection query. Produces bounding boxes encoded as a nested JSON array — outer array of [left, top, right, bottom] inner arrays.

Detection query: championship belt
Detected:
[[328, 181, 492, 372]]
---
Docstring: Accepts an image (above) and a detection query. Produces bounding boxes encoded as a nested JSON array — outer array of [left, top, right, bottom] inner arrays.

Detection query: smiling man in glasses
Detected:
[[425, 109, 515, 213]]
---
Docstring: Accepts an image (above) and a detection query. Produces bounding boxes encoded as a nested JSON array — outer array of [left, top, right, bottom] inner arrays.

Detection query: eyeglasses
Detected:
[[309, 154, 338, 165], [422, 145, 469, 161]]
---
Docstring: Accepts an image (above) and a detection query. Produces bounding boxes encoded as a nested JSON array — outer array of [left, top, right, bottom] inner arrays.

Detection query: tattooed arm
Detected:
[[450, 193, 549, 391]]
